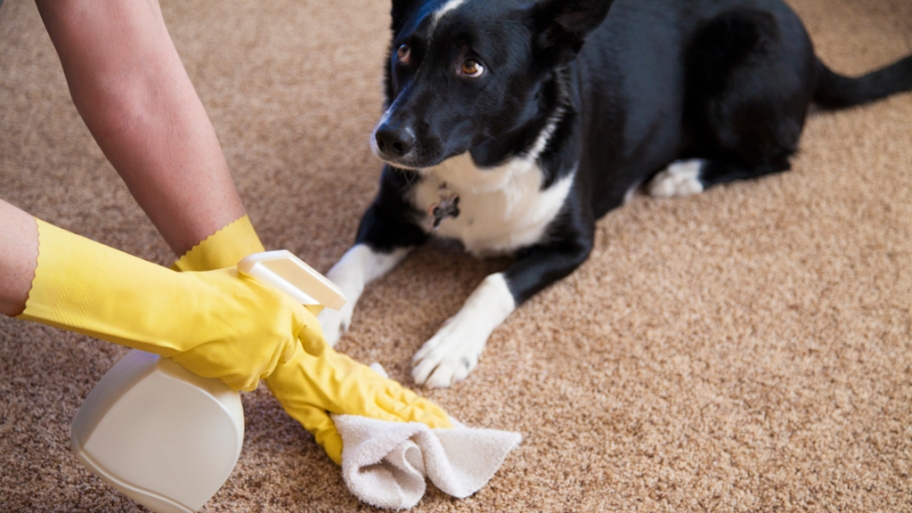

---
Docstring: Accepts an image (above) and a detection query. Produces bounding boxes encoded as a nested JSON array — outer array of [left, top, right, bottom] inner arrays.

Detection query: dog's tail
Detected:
[[814, 54, 912, 109]]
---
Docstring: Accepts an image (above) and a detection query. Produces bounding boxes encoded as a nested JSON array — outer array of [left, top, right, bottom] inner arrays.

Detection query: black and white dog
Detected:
[[318, 0, 912, 388]]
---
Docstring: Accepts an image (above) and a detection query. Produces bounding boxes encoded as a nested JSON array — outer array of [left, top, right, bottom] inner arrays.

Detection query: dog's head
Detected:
[[371, 0, 614, 169]]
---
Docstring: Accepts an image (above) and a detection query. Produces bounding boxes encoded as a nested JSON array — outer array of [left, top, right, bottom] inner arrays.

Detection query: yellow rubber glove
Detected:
[[171, 215, 454, 465], [266, 348, 453, 465], [17, 218, 325, 391], [171, 215, 265, 273]]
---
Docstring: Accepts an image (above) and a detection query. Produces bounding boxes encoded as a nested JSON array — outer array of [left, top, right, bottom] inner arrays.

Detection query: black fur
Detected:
[[815, 55, 912, 109], [355, 0, 912, 308]]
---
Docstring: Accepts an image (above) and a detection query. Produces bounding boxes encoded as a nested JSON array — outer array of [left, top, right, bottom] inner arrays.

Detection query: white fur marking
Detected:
[[430, 0, 467, 34], [412, 273, 515, 388], [648, 159, 706, 198], [318, 244, 410, 346], [413, 154, 576, 257], [526, 106, 565, 162]]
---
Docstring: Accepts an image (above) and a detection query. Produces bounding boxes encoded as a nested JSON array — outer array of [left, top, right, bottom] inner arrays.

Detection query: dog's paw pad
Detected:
[[648, 160, 705, 198]]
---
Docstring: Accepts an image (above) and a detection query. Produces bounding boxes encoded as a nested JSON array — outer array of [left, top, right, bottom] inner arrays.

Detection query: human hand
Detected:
[[18, 218, 325, 391], [266, 345, 453, 465]]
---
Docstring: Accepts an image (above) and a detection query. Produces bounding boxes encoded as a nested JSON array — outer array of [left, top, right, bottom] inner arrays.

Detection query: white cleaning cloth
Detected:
[[332, 415, 522, 510]]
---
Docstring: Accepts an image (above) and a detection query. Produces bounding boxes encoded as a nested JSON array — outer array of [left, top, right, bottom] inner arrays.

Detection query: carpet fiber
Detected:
[[1, 1, 910, 511]]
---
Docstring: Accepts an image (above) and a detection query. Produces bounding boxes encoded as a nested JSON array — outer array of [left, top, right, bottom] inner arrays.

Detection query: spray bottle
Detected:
[[70, 251, 346, 513]]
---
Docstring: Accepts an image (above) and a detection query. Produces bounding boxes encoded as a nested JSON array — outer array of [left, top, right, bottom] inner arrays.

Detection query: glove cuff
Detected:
[[171, 214, 265, 272], [17, 219, 181, 356], [17, 218, 90, 330]]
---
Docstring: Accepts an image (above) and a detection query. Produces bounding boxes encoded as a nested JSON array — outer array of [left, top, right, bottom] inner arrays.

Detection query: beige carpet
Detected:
[[1, 1, 911, 511]]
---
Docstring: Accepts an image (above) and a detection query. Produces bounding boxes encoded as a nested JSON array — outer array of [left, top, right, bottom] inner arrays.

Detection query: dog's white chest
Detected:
[[412, 153, 574, 257]]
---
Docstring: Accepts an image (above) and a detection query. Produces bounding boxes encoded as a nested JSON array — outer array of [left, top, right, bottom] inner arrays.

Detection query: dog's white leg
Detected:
[[412, 273, 515, 388], [318, 244, 410, 346], [647, 159, 706, 198]]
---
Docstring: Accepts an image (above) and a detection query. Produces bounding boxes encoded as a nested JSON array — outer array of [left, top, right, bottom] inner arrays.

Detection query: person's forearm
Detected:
[[0, 200, 39, 317], [35, 0, 246, 257]]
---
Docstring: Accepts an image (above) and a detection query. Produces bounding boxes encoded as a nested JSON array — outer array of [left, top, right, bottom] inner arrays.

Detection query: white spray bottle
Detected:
[[70, 251, 346, 513]]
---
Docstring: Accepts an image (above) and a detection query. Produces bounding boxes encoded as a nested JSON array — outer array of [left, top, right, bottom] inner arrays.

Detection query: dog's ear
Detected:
[[529, 0, 614, 66], [391, 0, 421, 33]]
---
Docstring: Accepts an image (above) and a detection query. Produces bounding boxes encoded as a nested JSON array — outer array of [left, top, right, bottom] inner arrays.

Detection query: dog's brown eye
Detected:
[[397, 44, 411, 65], [461, 59, 485, 78]]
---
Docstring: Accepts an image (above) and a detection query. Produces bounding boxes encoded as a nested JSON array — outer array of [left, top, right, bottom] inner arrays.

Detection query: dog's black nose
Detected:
[[374, 123, 416, 157]]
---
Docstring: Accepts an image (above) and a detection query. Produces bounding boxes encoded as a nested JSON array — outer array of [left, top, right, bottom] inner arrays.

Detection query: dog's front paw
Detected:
[[411, 316, 488, 389], [648, 159, 705, 198], [317, 302, 354, 347], [411, 273, 514, 388]]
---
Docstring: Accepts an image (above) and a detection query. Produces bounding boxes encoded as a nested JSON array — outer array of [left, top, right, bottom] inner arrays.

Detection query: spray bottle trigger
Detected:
[[238, 250, 347, 311]]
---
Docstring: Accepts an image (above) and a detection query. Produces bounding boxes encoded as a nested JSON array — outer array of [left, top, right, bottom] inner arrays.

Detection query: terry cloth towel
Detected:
[[332, 415, 522, 510]]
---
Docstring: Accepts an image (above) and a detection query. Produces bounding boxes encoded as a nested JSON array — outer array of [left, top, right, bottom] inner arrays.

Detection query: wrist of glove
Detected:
[[171, 215, 265, 272], [18, 218, 322, 391]]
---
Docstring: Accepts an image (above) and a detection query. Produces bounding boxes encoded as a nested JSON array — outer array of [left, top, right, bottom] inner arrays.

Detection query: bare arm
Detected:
[[0, 200, 38, 317], [35, 0, 247, 257]]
